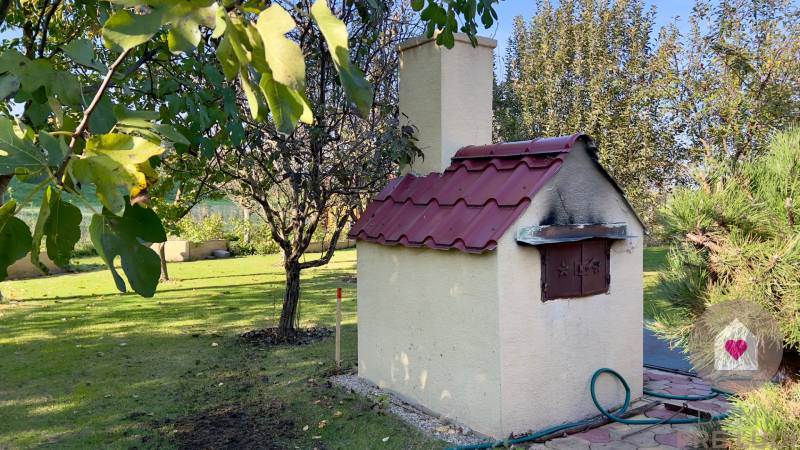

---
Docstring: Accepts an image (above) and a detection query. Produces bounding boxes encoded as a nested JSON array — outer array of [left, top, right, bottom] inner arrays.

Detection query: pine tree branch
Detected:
[[686, 231, 723, 253]]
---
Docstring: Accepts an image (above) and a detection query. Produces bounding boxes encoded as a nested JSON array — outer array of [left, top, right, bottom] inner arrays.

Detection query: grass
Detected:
[[0, 246, 670, 449], [0, 249, 443, 449], [643, 246, 669, 321]]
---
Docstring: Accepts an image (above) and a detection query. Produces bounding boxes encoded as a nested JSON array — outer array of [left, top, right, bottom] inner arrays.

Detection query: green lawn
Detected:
[[0, 249, 442, 449], [643, 246, 669, 320], [0, 246, 670, 449]]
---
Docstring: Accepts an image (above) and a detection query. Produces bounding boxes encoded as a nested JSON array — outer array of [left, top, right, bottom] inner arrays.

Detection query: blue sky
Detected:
[[490, 0, 702, 72]]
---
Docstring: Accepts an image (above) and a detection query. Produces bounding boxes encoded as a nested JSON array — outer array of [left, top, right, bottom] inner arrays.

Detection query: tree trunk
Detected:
[[278, 260, 301, 336], [0, 174, 11, 207], [242, 207, 251, 244], [158, 242, 169, 281], [0, 174, 9, 302]]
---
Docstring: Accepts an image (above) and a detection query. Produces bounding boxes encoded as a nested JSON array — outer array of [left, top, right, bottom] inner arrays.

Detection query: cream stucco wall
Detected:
[[399, 34, 495, 175], [495, 141, 644, 435], [356, 242, 503, 435]]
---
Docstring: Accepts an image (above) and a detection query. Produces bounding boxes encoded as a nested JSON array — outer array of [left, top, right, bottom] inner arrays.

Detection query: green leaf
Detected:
[[70, 134, 164, 215], [259, 70, 313, 134], [113, 105, 160, 121], [44, 189, 82, 267], [216, 34, 240, 80], [239, 69, 266, 121], [103, 8, 166, 51], [255, 5, 306, 92], [113, 107, 189, 145], [311, 0, 373, 116], [88, 96, 117, 134], [0, 117, 47, 176], [0, 200, 32, 281], [165, 3, 218, 54], [30, 186, 52, 273], [24, 100, 51, 129], [151, 123, 190, 145], [0, 50, 27, 75], [39, 131, 68, 168], [0, 73, 20, 100], [30, 186, 81, 271], [63, 39, 107, 72], [212, 5, 227, 38], [411, 0, 424, 11], [89, 202, 165, 297], [17, 59, 54, 94]]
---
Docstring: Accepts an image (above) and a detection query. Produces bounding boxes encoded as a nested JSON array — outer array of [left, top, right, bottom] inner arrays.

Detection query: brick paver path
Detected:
[[517, 368, 730, 449]]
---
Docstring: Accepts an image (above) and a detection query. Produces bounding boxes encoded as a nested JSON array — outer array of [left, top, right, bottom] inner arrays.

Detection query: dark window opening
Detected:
[[540, 239, 610, 301]]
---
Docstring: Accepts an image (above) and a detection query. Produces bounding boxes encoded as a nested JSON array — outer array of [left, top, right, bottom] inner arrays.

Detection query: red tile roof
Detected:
[[349, 134, 594, 253]]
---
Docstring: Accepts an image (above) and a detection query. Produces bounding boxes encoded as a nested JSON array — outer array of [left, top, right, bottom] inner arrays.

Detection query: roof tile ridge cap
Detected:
[[453, 133, 589, 159], [457, 155, 564, 171]]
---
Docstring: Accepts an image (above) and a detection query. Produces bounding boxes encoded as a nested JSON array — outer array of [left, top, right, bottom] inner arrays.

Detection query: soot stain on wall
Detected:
[[538, 188, 603, 226]]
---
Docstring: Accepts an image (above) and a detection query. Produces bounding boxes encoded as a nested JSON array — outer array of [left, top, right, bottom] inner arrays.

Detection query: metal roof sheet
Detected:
[[349, 133, 594, 253]]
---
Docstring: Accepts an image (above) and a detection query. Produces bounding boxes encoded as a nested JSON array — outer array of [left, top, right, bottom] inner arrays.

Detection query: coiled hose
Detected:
[[446, 367, 732, 450]]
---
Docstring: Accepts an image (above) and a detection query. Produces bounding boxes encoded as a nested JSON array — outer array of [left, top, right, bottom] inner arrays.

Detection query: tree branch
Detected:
[[299, 212, 350, 270], [55, 48, 132, 185], [37, 0, 61, 58], [0, 0, 12, 27], [686, 231, 723, 253]]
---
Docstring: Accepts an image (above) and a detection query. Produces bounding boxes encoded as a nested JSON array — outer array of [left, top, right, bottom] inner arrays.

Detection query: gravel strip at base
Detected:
[[330, 374, 488, 446]]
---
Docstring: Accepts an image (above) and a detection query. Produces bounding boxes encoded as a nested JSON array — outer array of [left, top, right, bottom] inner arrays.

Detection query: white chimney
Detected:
[[399, 34, 496, 175]]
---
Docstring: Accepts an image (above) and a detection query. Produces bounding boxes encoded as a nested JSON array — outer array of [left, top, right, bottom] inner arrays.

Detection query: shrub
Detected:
[[723, 382, 800, 449], [71, 242, 97, 258], [227, 218, 279, 256], [653, 128, 800, 351], [175, 213, 226, 242]]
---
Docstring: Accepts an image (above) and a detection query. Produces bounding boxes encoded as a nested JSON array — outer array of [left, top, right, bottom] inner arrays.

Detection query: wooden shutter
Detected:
[[541, 239, 611, 301]]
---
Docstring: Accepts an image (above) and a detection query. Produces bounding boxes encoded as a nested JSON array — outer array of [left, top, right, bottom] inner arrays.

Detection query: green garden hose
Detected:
[[446, 367, 732, 450]]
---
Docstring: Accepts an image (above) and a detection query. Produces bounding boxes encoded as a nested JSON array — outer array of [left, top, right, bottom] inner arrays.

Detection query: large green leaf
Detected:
[[0, 200, 32, 281], [30, 187, 51, 273], [255, 5, 306, 92], [63, 39, 107, 72], [310, 0, 373, 116], [31, 187, 82, 271], [104, 0, 219, 52], [113, 107, 189, 146], [0, 73, 20, 100], [70, 134, 164, 215], [259, 70, 312, 134], [89, 202, 166, 297], [216, 34, 240, 80], [39, 132, 68, 168], [88, 96, 117, 134], [239, 69, 266, 121], [0, 117, 47, 176], [102, 8, 166, 51], [164, 2, 218, 54]]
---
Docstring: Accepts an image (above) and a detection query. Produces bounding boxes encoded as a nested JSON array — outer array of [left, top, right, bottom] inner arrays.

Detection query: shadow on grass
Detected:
[[0, 257, 438, 449]]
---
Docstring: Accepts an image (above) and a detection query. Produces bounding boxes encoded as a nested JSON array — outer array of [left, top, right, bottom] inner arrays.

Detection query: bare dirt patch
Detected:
[[239, 327, 332, 346], [168, 401, 297, 450]]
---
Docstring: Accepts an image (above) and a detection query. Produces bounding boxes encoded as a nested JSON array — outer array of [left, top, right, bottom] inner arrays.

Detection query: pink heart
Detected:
[[725, 339, 748, 361]]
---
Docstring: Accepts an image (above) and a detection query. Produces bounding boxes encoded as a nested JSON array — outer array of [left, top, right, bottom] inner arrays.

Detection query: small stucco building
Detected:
[[348, 34, 644, 438]]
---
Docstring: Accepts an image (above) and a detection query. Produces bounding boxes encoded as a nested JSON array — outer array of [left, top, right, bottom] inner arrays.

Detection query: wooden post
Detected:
[[335, 287, 342, 368]]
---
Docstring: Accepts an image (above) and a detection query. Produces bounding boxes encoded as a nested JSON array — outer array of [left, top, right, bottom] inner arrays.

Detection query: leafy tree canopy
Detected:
[[0, 0, 499, 295]]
